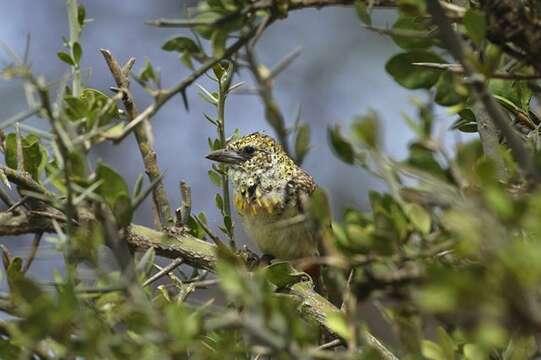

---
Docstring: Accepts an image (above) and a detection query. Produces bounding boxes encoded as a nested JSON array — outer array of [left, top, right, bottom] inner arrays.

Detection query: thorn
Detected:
[[181, 90, 189, 112], [122, 57, 136, 77]]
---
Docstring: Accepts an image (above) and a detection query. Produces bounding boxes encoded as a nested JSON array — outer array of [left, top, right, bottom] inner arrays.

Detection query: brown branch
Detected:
[[0, 166, 53, 198], [100, 49, 174, 228], [426, 0, 540, 183], [176, 180, 192, 227], [142, 257, 184, 287]]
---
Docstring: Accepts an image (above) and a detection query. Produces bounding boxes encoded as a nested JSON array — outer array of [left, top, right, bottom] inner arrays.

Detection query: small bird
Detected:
[[206, 132, 321, 265]]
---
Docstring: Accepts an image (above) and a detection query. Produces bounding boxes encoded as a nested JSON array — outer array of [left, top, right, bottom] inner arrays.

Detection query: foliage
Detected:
[[2, 0, 541, 359]]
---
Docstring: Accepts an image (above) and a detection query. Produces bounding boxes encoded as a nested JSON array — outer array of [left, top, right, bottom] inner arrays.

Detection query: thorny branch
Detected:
[[100, 49, 174, 228]]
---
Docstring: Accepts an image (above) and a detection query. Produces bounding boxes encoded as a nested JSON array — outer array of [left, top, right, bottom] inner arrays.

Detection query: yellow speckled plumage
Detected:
[[207, 132, 319, 260]]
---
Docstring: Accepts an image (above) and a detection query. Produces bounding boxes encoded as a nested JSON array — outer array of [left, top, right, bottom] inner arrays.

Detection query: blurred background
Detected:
[[0, 1, 452, 326]]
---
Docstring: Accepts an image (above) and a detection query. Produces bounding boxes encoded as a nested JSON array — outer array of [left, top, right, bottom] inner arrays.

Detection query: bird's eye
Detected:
[[243, 146, 256, 155]]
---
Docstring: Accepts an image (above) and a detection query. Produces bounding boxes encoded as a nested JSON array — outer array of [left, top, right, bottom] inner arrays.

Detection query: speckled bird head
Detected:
[[206, 132, 314, 213], [207, 132, 295, 181]]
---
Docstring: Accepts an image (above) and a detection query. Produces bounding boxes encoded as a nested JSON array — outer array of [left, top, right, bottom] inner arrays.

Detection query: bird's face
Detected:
[[206, 132, 292, 176], [206, 132, 297, 213]]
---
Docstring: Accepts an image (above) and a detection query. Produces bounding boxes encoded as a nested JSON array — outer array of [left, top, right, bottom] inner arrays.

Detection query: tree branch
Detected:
[[100, 49, 174, 228]]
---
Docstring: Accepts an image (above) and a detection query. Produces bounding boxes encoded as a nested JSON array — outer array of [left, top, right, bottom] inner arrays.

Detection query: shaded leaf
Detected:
[[464, 9, 486, 46], [294, 123, 310, 162], [264, 261, 308, 288], [355, 0, 371, 25], [385, 50, 444, 89], [328, 126, 355, 164], [391, 16, 432, 49], [162, 36, 200, 53], [72, 42, 82, 64], [57, 51, 74, 65]]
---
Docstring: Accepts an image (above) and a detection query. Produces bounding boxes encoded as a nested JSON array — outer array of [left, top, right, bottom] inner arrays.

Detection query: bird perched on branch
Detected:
[[206, 132, 327, 277]]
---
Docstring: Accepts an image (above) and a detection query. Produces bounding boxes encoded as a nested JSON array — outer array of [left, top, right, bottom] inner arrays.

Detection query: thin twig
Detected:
[[194, 216, 226, 247], [143, 258, 184, 287], [317, 339, 343, 350], [0, 106, 40, 130], [176, 181, 192, 227], [190, 278, 219, 288], [21, 232, 42, 273]]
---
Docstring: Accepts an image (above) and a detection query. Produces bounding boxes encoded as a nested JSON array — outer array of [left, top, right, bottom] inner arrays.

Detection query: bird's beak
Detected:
[[206, 149, 248, 164]]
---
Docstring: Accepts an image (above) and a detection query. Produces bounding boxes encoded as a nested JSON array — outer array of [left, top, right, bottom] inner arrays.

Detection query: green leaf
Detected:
[[212, 63, 226, 81], [502, 336, 537, 360], [77, 4, 86, 26], [72, 42, 82, 64], [451, 109, 478, 133], [464, 9, 486, 46], [398, 0, 426, 15], [208, 169, 222, 187], [328, 126, 355, 164], [406, 142, 448, 179], [211, 30, 227, 58], [422, 340, 445, 360], [95, 162, 129, 209], [307, 188, 332, 226], [404, 203, 431, 234], [138, 59, 157, 84], [385, 50, 444, 89], [351, 111, 379, 148], [113, 193, 133, 227], [463, 344, 486, 360], [325, 312, 353, 342], [264, 261, 309, 288], [354, 0, 371, 25], [489, 79, 532, 113], [136, 247, 156, 275], [162, 36, 200, 53], [57, 51, 75, 65], [391, 16, 432, 49], [436, 327, 456, 360], [434, 72, 464, 106], [215, 193, 224, 213], [133, 173, 144, 198], [5, 133, 48, 180], [65, 88, 119, 129], [223, 215, 233, 236], [294, 123, 310, 162], [45, 159, 66, 193]]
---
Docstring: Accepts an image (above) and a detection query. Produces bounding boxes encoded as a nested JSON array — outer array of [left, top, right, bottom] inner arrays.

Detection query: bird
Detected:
[[206, 132, 323, 270]]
